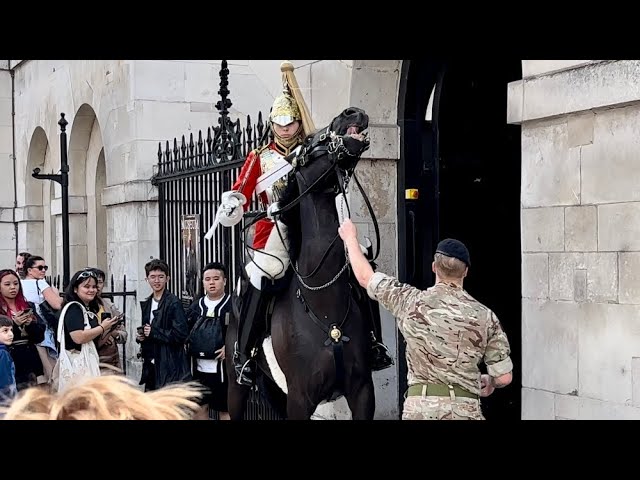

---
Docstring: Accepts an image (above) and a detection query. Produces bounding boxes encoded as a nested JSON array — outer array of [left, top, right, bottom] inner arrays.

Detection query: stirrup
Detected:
[[371, 340, 394, 371], [236, 358, 255, 386], [234, 344, 257, 386]]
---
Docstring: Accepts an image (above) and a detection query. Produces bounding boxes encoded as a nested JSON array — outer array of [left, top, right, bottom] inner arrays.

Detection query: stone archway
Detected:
[[20, 127, 49, 258], [67, 103, 104, 273], [86, 148, 108, 272]]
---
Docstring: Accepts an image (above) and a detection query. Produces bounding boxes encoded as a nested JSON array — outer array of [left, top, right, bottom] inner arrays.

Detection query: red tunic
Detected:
[[232, 143, 280, 250]]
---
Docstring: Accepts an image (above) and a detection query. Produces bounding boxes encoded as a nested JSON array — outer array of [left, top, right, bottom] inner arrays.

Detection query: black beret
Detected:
[[435, 238, 470, 266]]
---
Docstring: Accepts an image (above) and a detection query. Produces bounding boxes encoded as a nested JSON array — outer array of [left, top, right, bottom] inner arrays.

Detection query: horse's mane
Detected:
[[278, 170, 302, 265], [276, 130, 319, 265]]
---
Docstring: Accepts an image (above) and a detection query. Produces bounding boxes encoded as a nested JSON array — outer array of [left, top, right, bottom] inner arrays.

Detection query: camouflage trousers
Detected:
[[402, 395, 485, 420]]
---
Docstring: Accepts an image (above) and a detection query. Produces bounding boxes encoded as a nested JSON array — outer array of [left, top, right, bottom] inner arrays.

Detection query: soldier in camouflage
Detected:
[[338, 218, 513, 420]]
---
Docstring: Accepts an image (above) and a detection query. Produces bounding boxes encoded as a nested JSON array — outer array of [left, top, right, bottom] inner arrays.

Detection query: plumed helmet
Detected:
[[270, 90, 302, 127], [269, 61, 315, 138]]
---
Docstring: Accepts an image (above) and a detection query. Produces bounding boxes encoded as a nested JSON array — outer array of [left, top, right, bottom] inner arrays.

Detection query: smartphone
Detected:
[[20, 308, 33, 317]]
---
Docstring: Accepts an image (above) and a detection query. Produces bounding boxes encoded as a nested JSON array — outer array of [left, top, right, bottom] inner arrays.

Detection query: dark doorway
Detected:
[[397, 60, 522, 420]]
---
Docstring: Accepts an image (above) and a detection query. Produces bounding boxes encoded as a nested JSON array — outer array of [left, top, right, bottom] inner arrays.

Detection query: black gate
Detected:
[[151, 60, 269, 303], [151, 60, 283, 420]]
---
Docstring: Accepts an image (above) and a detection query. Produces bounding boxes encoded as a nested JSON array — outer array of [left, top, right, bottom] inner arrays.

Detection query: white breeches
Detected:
[[245, 220, 290, 290]]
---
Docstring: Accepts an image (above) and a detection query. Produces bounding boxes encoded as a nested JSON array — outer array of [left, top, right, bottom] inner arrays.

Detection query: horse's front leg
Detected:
[[227, 382, 251, 420], [286, 389, 319, 420], [345, 378, 375, 420]]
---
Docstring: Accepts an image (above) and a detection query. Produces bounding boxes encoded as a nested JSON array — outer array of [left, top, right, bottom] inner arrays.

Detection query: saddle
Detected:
[[231, 264, 294, 335]]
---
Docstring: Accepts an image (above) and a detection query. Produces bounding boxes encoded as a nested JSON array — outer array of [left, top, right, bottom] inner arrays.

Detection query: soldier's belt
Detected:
[[407, 383, 477, 399]]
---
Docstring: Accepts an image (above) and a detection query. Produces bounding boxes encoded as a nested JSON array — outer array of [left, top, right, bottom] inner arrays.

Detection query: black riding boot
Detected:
[[233, 281, 269, 386], [363, 240, 393, 372], [367, 296, 394, 371]]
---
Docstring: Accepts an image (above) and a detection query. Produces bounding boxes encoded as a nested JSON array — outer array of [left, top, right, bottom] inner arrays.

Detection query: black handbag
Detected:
[[187, 313, 226, 359], [35, 280, 60, 330]]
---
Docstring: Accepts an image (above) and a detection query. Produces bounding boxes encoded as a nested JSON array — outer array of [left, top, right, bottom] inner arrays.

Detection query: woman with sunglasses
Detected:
[[52, 269, 120, 391], [0, 269, 46, 390], [20, 256, 63, 383]]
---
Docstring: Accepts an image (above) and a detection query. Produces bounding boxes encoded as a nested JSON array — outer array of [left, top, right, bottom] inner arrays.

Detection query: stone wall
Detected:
[[511, 60, 640, 419]]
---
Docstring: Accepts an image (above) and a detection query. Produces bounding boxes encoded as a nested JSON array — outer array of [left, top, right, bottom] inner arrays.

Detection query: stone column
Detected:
[[51, 195, 88, 277], [102, 180, 159, 383], [15, 206, 44, 258], [305, 60, 402, 419], [0, 70, 16, 267]]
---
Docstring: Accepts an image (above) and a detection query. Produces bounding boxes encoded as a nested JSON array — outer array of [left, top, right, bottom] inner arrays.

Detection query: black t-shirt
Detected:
[[63, 303, 99, 351]]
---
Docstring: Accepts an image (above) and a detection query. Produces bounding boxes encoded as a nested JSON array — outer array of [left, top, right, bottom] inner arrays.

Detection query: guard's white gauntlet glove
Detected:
[[216, 191, 247, 227]]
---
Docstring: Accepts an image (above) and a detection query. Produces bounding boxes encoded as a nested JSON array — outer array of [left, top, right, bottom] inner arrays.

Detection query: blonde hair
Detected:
[[434, 252, 467, 279], [0, 375, 204, 420]]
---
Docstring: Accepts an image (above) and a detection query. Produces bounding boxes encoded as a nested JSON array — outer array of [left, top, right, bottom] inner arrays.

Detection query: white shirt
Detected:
[[149, 298, 159, 324], [21, 278, 48, 307], [149, 299, 159, 363]]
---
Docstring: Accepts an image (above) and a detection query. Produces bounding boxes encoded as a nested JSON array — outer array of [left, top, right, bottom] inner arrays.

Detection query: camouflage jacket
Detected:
[[367, 272, 513, 396]]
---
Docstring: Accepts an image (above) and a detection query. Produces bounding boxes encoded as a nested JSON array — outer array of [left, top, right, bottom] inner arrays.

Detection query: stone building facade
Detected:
[[0, 59, 636, 419]]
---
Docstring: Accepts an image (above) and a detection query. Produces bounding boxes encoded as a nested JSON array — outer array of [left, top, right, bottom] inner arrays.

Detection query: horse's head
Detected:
[[327, 106, 370, 170], [289, 107, 370, 192]]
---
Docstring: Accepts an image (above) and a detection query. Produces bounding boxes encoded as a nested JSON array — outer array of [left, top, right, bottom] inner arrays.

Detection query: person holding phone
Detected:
[[0, 269, 46, 390], [90, 268, 127, 374]]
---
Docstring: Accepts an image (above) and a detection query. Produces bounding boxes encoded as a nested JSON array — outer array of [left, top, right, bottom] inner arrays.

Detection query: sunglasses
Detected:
[[77, 269, 98, 280], [33, 265, 49, 271]]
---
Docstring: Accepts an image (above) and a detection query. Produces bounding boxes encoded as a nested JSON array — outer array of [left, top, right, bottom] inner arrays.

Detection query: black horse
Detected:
[[225, 107, 376, 420]]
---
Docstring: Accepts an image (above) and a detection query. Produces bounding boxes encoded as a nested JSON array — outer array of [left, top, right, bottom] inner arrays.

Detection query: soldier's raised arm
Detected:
[[339, 219, 421, 324]]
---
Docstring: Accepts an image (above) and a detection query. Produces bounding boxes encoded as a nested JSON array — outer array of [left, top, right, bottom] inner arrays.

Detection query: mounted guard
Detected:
[[207, 61, 392, 388]]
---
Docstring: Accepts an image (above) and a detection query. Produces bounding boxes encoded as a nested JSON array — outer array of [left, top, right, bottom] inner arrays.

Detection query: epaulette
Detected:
[[253, 144, 270, 156]]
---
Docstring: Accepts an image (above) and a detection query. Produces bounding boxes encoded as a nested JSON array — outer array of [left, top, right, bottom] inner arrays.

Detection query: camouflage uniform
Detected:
[[366, 272, 513, 420]]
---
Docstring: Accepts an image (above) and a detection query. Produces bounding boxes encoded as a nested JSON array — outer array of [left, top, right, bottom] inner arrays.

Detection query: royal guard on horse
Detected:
[[208, 61, 393, 387]]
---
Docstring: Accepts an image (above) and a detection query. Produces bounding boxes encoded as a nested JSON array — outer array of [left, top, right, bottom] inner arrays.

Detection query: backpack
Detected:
[[36, 280, 61, 331], [187, 295, 229, 359]]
